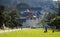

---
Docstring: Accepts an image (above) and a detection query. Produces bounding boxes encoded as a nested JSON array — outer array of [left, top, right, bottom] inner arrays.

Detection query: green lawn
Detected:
[[0, 28, 60, 37]]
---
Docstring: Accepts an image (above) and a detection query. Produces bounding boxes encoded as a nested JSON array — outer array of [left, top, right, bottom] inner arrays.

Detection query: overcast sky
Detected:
[[53, 0, 58, 1]]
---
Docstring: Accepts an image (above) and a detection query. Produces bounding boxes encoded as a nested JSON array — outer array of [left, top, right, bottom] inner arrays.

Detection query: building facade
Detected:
[[18, 9, 49, 28]]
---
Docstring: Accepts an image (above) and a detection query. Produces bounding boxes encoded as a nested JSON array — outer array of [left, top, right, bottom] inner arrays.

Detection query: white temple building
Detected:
[[19, 9, 49, 28]]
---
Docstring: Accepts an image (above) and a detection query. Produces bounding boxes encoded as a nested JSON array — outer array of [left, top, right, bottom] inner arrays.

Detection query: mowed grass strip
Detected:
[[0, 28, 60, 37]]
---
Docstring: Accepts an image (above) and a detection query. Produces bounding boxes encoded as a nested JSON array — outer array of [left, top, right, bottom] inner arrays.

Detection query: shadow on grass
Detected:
[[55, 29, 60, 32]]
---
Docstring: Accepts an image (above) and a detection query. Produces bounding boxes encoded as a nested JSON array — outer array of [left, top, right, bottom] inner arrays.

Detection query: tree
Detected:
[[49, 1, 60, 30], [0, 5, 5, 29], [50, 1, 60, 16], [3, 11, 11, 28], [16, 3, 30, 11], [3, 9, 22, 29], [38, 12, 57, 32], [9, 9, 21, 28], [0, 5, 22, 29], [58, 2, 60, 16], [38, 13, 48, 32], [50, 16, 60, 30], [17, 3, 30, 8]]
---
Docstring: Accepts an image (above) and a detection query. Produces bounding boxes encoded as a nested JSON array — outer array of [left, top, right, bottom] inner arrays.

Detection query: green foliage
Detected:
[[8, 9, 22, 29], [38, 18, 47, 25], [0, 5, 5, 13], [0, 5, 22, 29], [58, 2, 60, 16], [17, 3, 30, 8], [9, 9, 20, 20], [0, 5, 5, 29], [48, 2, 60, 29], [3, 11, 11, 28], [50, 16, 60, 29], [38, 12, 57, 25]]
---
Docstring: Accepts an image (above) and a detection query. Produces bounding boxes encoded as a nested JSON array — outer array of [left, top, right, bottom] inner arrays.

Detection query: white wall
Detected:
[[22, 16, 45, 28], [22, 18, 43, 28]]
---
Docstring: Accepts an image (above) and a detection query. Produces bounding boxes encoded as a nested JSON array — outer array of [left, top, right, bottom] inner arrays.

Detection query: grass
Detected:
[[0, 28, 60, 37]]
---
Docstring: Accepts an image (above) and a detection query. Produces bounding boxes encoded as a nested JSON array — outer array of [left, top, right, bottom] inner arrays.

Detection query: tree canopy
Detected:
[[17, 3, 30, 8]]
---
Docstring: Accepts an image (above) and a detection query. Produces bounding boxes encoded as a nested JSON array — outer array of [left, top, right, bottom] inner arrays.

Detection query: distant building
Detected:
[[17, 9, 49, 28]]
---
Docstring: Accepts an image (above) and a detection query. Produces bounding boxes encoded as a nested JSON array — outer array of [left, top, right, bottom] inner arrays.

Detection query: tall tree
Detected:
[[50, 16, 60, 29], [17, 3, 30, 8], [9, 9, 21, 28], [48, 1, 60, 30], [58, 2, 60, 16], [3, 11, 11, 28], [0, 5, 5, 29]]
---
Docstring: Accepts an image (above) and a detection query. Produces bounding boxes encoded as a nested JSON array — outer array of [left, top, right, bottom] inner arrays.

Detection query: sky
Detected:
[[0, 0, 58, 7], [53, 0, 58, 1]]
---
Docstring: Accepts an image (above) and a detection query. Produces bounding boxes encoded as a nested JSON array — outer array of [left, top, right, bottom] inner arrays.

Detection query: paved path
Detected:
[[0, 28, 31, 33], [0, 29, 22, 33]]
